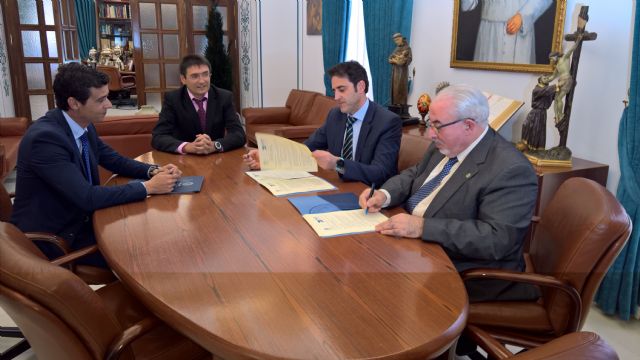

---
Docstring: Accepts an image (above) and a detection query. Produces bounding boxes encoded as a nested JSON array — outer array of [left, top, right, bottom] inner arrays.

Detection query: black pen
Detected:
[[365, 183, 376, 215]]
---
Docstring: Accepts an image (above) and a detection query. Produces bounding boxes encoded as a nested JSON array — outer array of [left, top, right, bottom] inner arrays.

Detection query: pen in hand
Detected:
[[365, 183, 376, 215]]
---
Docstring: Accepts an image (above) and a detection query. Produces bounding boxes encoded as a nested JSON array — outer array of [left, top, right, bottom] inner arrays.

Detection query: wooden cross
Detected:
[[558, 6, 598, 147]]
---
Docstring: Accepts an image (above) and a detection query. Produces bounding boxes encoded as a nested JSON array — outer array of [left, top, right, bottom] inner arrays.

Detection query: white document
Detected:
[[256, 133, 318, 172], [246, 172, 336, 197], [302, 209, 388, 237], [245, 170, 313, 181]]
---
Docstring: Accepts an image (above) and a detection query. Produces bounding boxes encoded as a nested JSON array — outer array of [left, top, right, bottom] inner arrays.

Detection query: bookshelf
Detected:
[[97, 0, 132, 50]]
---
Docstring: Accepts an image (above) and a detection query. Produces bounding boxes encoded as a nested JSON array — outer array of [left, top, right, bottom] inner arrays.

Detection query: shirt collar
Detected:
[[455, 125, 489, 163], [62, 110, 87, 140], [350, 99, 369, 122], [187, 89, 207, 101]]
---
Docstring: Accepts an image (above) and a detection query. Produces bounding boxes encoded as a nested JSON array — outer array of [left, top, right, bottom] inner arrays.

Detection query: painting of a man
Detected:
[[460, 0, 553, 64]]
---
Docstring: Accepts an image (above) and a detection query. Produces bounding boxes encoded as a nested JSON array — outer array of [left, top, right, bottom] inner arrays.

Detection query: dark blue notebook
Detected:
[[288, 192, 360, 215], [130, 175, 204, 194]]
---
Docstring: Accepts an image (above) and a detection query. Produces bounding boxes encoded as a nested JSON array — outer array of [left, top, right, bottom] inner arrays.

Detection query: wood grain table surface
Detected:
[[94, 148, 468, 359]]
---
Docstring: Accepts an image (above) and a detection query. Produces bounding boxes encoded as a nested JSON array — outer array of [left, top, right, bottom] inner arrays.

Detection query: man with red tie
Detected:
[[152, 54, 245, 155]]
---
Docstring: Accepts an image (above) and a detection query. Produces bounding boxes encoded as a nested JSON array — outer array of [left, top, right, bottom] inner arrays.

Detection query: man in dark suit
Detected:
[[360, 84, 539, 303], [11, 63, 181, 267], [152, 54, 245, 154], [243, 61, 401, 186]]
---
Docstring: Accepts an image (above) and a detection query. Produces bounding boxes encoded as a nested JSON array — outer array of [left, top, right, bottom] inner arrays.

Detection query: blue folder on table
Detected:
[[130, 175, 204, 194], [288, 192, 360, 215]]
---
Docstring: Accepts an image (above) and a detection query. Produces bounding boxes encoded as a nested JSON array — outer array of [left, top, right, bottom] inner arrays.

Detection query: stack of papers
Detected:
[[289, 193, 388, 237], [245, 171, 335, 197]]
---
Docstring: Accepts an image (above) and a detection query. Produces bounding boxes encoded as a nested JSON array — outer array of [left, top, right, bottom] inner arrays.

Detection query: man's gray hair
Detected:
[[435, 84, 489, 127]]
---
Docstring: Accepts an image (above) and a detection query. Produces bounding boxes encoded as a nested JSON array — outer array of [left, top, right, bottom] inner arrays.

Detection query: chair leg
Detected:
[[0, 326, 30, 360]]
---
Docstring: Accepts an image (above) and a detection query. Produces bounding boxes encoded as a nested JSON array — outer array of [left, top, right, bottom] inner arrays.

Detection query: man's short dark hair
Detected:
[[327, 61, 369, 93], [179, 54, 211, 76], [53, 62, 109, 111]]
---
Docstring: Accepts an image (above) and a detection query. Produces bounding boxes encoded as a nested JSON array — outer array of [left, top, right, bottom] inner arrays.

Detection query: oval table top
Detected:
[[94, 149, 468, 359]]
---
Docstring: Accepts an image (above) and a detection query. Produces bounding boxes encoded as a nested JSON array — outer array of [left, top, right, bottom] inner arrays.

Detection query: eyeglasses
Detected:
[[426, 117, 474, 134]]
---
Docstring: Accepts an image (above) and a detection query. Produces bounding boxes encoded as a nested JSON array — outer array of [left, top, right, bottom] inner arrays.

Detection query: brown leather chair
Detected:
[[462, 177, 632, 349], [0, 184, 115, 285], [468, 326, 618, 359], [97, 65, 136, 109], [0, 222, 209, 360], [397, 132, 431, 172]]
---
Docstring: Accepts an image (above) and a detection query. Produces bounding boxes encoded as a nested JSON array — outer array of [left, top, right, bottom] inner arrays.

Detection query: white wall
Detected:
[[0, 3, 15, 117]]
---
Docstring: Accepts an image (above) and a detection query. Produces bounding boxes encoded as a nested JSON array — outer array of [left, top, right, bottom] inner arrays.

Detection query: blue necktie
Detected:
[[341, 115, 357, 160], [405, 157, 458, 214], [80, 132, 93, 184]]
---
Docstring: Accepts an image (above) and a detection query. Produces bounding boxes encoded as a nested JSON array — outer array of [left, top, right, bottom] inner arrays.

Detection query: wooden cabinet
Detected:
[[97, 0, 132, 50]]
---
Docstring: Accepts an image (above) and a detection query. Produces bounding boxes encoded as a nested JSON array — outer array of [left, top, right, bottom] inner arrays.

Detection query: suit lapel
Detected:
[[424, 130, 495, 218], [354, 104, 374, 162], [204, 87, 217, 134], [53, 110, 96, 184]]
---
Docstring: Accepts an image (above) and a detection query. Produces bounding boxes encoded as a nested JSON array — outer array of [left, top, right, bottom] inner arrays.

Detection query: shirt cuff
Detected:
[[176, 142, 188, 154], [380, 189, 392, 208]]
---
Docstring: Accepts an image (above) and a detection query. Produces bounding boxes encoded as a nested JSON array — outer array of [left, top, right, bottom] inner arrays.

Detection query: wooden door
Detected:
[[2, 0, 79, 120], [132, 0, 238, 111]]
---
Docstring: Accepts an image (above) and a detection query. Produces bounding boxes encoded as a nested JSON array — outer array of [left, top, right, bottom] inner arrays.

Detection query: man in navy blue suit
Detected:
[[243, 61, 402, 186], [11, 63, 181, 267]]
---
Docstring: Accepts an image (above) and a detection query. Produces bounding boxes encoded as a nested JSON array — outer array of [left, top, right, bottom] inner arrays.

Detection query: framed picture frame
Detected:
[[450, 0, 566, 73], [307, 0, 322, 35]]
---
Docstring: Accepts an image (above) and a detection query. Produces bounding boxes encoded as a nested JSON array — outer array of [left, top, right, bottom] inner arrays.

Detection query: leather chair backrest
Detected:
[[97, 65, 123, 92], [0, 184, 12, 222], [0, 222, 125, 359], [285, 89, 319, 125], [529, 178, 631, 333], [304, 95, 338, 126], [398, 134, 431, 172]]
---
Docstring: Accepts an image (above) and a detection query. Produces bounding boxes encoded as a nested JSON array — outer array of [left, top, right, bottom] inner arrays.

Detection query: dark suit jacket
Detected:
[[11, 109, 151, 254], [152, 85, 245, 152], [304, 101, 401, 186], [382, 129, 539, 301]]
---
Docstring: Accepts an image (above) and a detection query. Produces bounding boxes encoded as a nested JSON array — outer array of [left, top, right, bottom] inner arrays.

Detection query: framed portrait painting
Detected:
[[307, 0, 322, 35], [450, 0, 566, 73]]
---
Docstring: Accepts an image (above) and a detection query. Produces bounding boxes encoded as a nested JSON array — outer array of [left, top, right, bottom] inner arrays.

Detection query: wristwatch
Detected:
[[147, 164, 160, 179], [213, 141, 223, 153], [336, 157, 345, 174]]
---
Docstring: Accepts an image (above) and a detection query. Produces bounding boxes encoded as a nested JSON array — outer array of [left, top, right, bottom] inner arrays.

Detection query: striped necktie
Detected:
[[79, 132, 93, 184], [341, 115, 357, 160], [405, 157, 458, 214], [193, 97, 207, 131]]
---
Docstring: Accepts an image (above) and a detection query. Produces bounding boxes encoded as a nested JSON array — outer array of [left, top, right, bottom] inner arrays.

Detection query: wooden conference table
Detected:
[[94, 149, 468, 359]]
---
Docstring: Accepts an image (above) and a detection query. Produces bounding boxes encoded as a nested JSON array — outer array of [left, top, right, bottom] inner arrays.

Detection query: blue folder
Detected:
[[288, 192, 360, 215], [130, 175, 204, 194]]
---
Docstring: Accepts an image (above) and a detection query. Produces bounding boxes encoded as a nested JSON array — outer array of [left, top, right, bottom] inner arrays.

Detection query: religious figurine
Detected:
[[87, 47, 98, 68], [517, 76, 556, 152], [99, 47, 113, 66], [388, 33, 412, 106], [112, 45, 126, 71]]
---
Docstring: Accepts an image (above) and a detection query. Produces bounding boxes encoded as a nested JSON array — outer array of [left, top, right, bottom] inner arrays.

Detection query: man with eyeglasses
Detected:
[[360, 84, 539, 304], [152, 54, 245, 155]]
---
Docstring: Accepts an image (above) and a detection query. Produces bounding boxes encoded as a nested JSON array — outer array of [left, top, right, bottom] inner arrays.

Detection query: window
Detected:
[[345, 0, 373, 100]]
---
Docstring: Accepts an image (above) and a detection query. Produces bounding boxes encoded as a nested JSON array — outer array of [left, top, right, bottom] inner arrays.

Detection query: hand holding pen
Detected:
[[359, 184, 386, 214]]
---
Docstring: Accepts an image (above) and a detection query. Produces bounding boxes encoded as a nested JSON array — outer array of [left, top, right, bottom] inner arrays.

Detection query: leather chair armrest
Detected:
[[50, 245, 99, 267], [0, 117, 30, 136], [25, 232, 72, 254], [462, 268, 582, 332], [466, 324, 514, 359], [106, 317, 160, 360], [272, 125, 320, 139], [242, 107, 291, 125]]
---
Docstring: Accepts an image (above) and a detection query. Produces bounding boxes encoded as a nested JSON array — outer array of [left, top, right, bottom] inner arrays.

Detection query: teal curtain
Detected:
[[75, 0, 97, 60], [363, 0, 413, 106], [595, 1, 640, 320], [322, 0, 351, 96]]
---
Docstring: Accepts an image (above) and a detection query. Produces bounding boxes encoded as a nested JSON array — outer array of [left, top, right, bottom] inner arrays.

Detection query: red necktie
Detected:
[[193, 97, 207, 131]]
